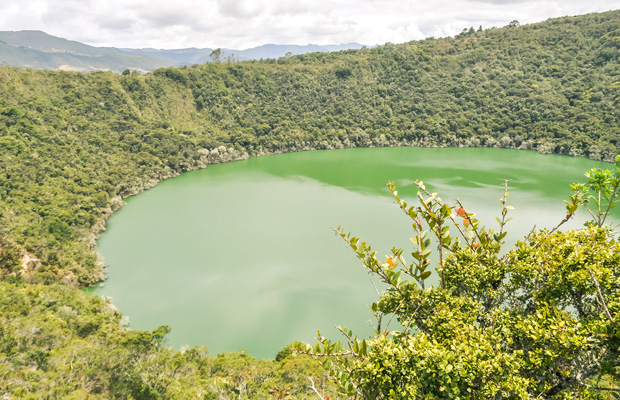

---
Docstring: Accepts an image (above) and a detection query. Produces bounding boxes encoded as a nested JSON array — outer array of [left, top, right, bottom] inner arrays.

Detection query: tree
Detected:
[[335, 67, 352, 79], [210, 48, 222, 62], [300, 165, 620, 398]]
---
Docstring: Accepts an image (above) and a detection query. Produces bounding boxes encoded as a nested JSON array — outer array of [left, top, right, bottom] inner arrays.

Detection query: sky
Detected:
[[0, 0, 618, 50]]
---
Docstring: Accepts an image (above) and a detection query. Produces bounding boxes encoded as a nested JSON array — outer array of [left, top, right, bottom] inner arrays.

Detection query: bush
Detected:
[[301, 159, 620, 398]]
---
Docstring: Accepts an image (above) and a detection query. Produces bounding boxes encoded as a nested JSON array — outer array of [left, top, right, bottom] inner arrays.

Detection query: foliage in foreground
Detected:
[[0, 279, 340, 399], [302, 159, 620, 398]]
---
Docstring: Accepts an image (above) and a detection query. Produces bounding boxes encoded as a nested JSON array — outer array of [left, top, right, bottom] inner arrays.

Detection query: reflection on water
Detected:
[[94, 147, 612, 359]]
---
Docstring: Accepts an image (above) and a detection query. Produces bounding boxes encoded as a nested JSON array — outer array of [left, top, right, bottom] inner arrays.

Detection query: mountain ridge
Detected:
[[0, 30, 366, 72]]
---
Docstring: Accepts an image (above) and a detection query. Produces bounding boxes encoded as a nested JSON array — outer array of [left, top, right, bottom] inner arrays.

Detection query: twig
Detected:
[[308, 377, 325, 400], [384, 297, 406, 332], [456, 199, 485, 245], [595, 387, 620, 392], [369, 277, 382, 298], [586, 265, 614, 323], [304, 350, 355, 358], [498, 180, 512, 237], [402, 301, 424, 335], [531, 214, 573, 250], [414, 185, 446, 287], [368, 277, 384, 333], [525, 225, 537, 242], [414, 182, 473, 248], [437, 216, 445, 288], [410, 219, 430, 287], [336, 325, 354, 342], [334, 227, 405, 295], [375, 312, 382, 335], [600, 178, 620, 227]]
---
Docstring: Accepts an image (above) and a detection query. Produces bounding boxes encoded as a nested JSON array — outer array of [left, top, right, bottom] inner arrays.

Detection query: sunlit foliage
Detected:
[[301, 163, 620, 398], [0, 9, 619, 398]]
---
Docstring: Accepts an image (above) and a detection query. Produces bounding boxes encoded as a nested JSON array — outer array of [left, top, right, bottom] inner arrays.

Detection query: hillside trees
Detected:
[[302, 161, 620, 398], [0, 9, 619, 398], [0, 10, 619, 284]]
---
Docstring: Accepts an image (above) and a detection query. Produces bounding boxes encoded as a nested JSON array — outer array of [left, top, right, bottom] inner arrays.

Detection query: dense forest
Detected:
[[0, 9, 619, 398]]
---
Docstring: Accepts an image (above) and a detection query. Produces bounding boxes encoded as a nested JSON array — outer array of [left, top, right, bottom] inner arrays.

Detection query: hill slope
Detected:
[[1, 8, 618, 287]]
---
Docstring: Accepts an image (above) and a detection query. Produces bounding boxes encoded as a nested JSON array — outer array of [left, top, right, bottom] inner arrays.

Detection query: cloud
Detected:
[[216, 0, 261, 18], [268, 0, 316, 15], [473, 0, 528, 4], [1, 0, 617, 49]]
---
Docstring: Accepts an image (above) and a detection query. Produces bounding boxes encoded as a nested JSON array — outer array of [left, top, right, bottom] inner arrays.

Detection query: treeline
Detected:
[[187, 10, 620, 158], [0, 9, 619, 398]]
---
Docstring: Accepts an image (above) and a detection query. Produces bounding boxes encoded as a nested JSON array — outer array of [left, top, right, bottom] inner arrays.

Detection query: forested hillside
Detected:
[[0, 10, 619, 398]]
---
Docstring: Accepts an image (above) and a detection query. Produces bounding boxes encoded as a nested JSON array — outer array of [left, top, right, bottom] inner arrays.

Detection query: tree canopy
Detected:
[[302, 159, 620, 398]]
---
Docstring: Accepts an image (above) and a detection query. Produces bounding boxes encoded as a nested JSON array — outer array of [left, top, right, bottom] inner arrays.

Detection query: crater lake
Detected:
[[93, 147, 613, 359]]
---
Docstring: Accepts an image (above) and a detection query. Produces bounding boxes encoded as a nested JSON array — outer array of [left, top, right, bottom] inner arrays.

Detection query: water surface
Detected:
[[95, 147, 611, 358]]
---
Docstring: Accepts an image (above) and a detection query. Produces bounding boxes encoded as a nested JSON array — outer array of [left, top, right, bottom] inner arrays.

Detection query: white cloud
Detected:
[[0, 0, 617, 49], [216, 0, 261, 18]]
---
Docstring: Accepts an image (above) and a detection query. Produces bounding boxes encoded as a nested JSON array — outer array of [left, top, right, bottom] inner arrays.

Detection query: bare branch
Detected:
[[297, 349, 356, 358], [384, 297, 406, 332], [308, 377, 326, 400], [531, 214, 573, 250], [586, 265, 614, 323], [402, 302, 424, 336]]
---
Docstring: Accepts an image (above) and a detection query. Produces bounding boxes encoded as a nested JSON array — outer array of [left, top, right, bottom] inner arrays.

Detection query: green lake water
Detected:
[[93, 147, 612, 359]]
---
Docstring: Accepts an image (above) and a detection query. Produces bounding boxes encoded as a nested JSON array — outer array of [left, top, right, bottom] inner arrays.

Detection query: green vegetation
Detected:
[[0, 9, 619, 398], [306, 160, 620, 398], [0, 280, 339, 398]]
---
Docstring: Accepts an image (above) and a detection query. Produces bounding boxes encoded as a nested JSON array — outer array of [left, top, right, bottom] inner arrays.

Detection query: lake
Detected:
[[93, 147, 612, 359]]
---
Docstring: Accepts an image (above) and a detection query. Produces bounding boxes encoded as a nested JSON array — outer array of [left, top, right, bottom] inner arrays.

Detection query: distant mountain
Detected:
[[120, 42, 366, 65], [0, 31, 173, 73], [0, 30, 365, 73]]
